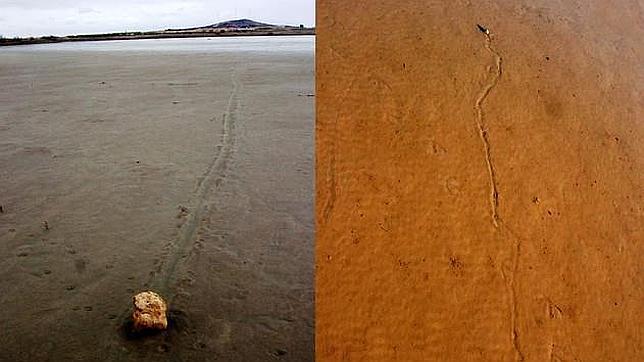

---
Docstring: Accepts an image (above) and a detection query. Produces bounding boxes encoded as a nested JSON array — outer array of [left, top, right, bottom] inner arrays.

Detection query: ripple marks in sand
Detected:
[[151, 69, 241, 294]]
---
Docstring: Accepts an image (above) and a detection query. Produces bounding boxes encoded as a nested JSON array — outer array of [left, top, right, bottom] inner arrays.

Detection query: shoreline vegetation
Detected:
[[0, 18, 315, 47]]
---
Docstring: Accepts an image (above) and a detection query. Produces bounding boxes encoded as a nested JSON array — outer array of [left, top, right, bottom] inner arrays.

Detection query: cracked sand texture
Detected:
[[317, 0, 643, 360]]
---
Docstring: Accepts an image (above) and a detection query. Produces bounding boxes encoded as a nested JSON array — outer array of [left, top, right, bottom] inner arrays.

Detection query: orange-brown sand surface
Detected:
[[317, 1, 642, 360]]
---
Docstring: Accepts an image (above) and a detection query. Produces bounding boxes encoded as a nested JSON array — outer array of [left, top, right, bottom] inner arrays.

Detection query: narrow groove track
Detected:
[[152, 69, 240, 294], [109, 66, 241, 362], [474, 30, 503, 228], [474, 29, 525, 361]]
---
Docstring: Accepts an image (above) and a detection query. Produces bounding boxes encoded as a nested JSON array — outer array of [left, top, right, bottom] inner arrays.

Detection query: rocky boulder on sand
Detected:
[[132, 291, 168, 331]]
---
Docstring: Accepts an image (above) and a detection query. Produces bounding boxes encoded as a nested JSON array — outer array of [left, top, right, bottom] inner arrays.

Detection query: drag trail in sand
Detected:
[[151, 68, 241, 295], [0, 36, 314, 361], [473, 27, 524, 361], [316, 1, 642, 360]]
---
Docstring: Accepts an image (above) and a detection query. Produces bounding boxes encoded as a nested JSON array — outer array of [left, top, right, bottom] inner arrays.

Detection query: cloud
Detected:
[[78, 8, 98, 15]]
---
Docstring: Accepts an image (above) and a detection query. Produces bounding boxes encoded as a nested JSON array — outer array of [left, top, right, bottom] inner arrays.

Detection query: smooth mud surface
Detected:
[[0, 36, 314, 361]]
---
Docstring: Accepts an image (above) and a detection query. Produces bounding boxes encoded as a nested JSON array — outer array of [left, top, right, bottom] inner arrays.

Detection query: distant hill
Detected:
[[169, 19, 300, 32], [1, 19, 314, 47], [209, 19, 274, 29]]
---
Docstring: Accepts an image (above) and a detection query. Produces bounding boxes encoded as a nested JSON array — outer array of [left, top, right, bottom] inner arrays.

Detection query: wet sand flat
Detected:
[[317, 1, 642, 360], [0, 37, 313, 360]]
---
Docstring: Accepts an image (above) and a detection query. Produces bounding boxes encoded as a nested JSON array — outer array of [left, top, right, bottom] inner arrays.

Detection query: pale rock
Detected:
[[132, 291, 168, 331]]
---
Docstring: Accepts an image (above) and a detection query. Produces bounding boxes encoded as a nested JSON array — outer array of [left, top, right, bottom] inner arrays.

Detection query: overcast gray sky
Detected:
[[0, 0, 314, 37]]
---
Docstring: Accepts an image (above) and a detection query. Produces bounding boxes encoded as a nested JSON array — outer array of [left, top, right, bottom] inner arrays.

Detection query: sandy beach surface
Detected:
[[0, 36, 314, 361], [317, 1, 642, 360]]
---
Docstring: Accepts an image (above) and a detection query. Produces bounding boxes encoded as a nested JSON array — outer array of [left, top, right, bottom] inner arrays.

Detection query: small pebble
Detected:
[[476, 24, 489, 35]]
